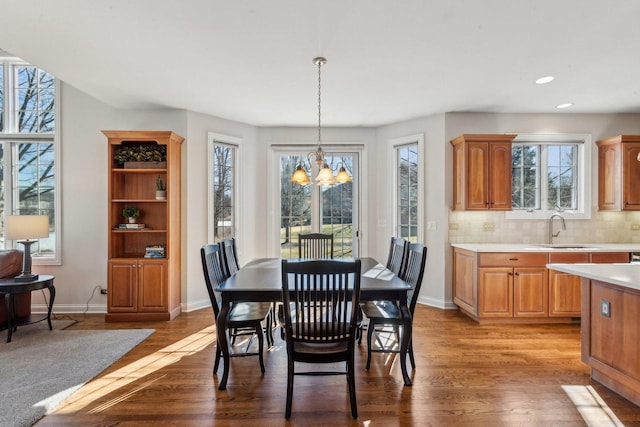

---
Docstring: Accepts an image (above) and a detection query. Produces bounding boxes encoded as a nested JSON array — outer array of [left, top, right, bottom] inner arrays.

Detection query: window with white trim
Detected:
[[507, 134, 590, 219], [1, 56, 59, 262], [393, 134, 423, 242], [208, 133, 239, 242]]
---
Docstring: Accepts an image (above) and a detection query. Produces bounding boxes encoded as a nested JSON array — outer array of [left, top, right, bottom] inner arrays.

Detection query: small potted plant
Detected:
[[122, 206, 140, 223], [156, 176, 166, 200]]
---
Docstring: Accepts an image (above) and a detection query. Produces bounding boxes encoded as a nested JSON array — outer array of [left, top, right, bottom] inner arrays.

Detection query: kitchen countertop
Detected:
[[450, 243, 640, 252], [546, 263, 640, 291]]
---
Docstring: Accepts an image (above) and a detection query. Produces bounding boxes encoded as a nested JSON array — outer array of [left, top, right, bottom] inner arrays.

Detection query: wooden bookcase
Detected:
[[103, 130, 184, 322]]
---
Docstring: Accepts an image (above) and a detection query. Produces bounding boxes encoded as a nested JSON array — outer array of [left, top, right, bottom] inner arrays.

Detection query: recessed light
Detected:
[[536, 76, 554, 84], [556, 103, 573, 109]]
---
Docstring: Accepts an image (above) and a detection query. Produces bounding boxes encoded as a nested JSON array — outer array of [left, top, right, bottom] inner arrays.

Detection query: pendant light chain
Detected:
[[316, 59, 326, 149]]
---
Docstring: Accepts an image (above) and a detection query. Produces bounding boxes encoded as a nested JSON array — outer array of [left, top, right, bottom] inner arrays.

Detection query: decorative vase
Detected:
[[156, 190, 166, 200], [128, 217, 137, 224]]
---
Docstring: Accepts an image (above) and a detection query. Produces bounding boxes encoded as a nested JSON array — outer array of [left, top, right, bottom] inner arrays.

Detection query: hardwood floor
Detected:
[[37, 306, 640, 426]]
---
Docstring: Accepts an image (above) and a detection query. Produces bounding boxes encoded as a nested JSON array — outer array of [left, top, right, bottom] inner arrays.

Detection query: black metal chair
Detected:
[[280, 259, 361, 419], [360, 243, 427, 370], [386, 236, 409, 275], [298, 233, 334, 259], [221, 237, 240, 277], [200, 243, 273, 375]]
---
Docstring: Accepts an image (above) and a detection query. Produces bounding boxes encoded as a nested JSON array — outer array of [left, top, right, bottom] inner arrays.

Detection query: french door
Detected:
[[278, 151, 359, 258]]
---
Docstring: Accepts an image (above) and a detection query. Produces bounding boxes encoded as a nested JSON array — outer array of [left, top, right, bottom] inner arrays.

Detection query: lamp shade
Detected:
[[315, 164, 337, 185], [290, 164, 312, 186], [5, 215, 49, 240], [335, 166, 352, 184]]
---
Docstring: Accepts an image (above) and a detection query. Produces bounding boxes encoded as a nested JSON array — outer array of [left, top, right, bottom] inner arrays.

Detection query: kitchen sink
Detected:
[[532, 244, 599, 250]]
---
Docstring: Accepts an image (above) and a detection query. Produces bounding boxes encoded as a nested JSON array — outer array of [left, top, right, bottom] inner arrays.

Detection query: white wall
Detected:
[[34, 83, 640, 315]]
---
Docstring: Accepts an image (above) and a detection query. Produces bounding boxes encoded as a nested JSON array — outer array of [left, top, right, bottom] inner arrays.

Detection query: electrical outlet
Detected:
[[482, 222, 495, 232], [601, 300, 610, 317], [100, 287, 108, 295], [449, 222, 459, 230], [632, 223, 640, 231]]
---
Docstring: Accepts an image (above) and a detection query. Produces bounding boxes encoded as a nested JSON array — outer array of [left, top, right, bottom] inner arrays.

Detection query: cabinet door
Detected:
[[513, 267, 548, 317], [598, 143, 620, 210], [479, 267, 512, 317], [488, 142, 512, 210], [108, 260, 138, 312], [622, 143, 640, 209], [453, 249, 477, 315], [590, 282, 623, 366], [549, 270, 581, 317], [466, 142, 490, 210], [138, 259, 167, 312]]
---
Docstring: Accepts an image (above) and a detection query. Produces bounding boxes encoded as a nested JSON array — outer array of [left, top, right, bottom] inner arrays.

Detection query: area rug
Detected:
[[0, 320, 154, 427]]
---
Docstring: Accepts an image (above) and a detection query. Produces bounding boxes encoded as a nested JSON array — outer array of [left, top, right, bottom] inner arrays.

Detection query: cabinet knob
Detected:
[[514, 272, 520, 276]]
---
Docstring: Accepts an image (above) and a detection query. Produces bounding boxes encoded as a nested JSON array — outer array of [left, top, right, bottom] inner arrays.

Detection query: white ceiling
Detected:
[[1, 1, 640, 127]]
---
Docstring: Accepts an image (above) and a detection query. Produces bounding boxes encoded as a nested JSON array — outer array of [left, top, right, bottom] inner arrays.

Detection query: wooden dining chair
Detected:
[[386, 236, 409, 275], [221, 237, 240, 277], [360, 243, 427, 370], [298, 233, 334, 259], [280, 259, 361, 419], [200, 243, 272, 375]]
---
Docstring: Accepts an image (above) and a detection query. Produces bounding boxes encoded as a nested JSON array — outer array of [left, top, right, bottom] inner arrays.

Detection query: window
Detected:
[[1, 56, 59, 262], [392, 134, 423, 243], [208, 133, 239, 242], [508, 134, 590, 219], [276, 147, 359, 259]]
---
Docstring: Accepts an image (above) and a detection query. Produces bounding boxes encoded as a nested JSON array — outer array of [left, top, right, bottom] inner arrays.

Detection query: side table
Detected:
[[0, 275, 55, 343]]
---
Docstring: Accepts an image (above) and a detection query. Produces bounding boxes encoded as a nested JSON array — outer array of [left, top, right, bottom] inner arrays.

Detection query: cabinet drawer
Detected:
[[591, 252, 630, 263], [479, 252, 547, 267], [549, 252, 590, 263]]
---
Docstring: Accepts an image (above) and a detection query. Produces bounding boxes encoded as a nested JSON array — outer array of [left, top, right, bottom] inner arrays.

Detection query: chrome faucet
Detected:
[[548, 213, 566, 244]]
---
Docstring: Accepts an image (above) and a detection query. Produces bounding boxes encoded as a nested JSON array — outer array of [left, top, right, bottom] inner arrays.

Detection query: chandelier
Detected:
[[290, 57, 352, 186]]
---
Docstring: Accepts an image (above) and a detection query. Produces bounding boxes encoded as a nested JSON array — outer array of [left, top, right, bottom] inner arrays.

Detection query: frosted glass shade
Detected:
[[5, 215, 49, 240], [315, 164, 336, 185], [335, 166, 352, 183], [290, 165, 312, 186]]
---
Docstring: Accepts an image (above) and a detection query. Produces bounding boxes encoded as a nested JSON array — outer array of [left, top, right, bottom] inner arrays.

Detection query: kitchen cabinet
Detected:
[[104, 131, 184, 322], [478, 253, 548, 318], [549, 252, 630, 317], [451, 134, 517, 210], [597, 135, 640, 211], [452, 246, 632, 323]]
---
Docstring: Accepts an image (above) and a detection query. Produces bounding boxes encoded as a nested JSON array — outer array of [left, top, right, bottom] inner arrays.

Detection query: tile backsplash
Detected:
[[448, 209, 640, 244]]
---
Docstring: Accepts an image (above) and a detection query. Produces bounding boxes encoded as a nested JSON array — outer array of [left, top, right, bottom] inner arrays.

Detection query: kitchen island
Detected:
[[547, 263, 640, 407]]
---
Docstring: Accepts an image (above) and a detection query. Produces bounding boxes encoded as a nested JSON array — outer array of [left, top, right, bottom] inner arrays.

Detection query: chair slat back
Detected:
[[386, 237, 408, 275], [281, 259, 361, 343], [200, 243, 227, 318], [298, 233, 334, 259], [401, 243, 428, 314], [221, 237, 240, 276]]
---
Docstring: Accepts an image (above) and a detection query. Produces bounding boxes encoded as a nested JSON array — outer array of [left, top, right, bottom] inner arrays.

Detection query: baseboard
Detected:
[[182, 298, 211, 313], [416, 296, 457, 310], [32, 303, 107, 314]]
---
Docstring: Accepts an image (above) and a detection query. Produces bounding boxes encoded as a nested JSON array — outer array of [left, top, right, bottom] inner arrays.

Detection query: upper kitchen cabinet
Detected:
[[451, 134, 517, 210], [597, 135, 640, 211]]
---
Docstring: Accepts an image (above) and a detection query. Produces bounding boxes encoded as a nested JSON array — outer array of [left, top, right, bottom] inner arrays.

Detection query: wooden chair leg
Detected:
[[366, 321, 375, 370], [285, 359, 294, 419], [348, 350, 358, 419], [256, 324, 265, 374]]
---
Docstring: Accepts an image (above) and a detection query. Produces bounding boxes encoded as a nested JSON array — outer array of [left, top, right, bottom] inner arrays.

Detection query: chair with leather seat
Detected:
[[200, 243, 273, 375], [280, 258, 361, 419], [360, 243, 427, 370], [298, 233, 334, 259]]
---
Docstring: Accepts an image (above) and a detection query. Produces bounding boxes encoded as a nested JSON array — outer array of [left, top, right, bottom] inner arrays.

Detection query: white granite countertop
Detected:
[[451, 243, 640, 252], [546, 263, 640, 291]]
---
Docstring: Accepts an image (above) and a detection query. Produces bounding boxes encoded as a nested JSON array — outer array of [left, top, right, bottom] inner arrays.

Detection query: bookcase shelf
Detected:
[[104, 130, 184, 322]]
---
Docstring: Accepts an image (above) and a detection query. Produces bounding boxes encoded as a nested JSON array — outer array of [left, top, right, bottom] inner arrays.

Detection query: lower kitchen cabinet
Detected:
[[452, 247, 631, 323]]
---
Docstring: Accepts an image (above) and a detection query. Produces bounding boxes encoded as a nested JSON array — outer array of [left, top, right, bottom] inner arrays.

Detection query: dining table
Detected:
[[214, 257, 413, 390]]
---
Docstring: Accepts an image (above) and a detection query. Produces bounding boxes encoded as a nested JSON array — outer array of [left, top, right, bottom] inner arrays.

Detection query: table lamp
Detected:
[[5, 215, 49, 282]]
